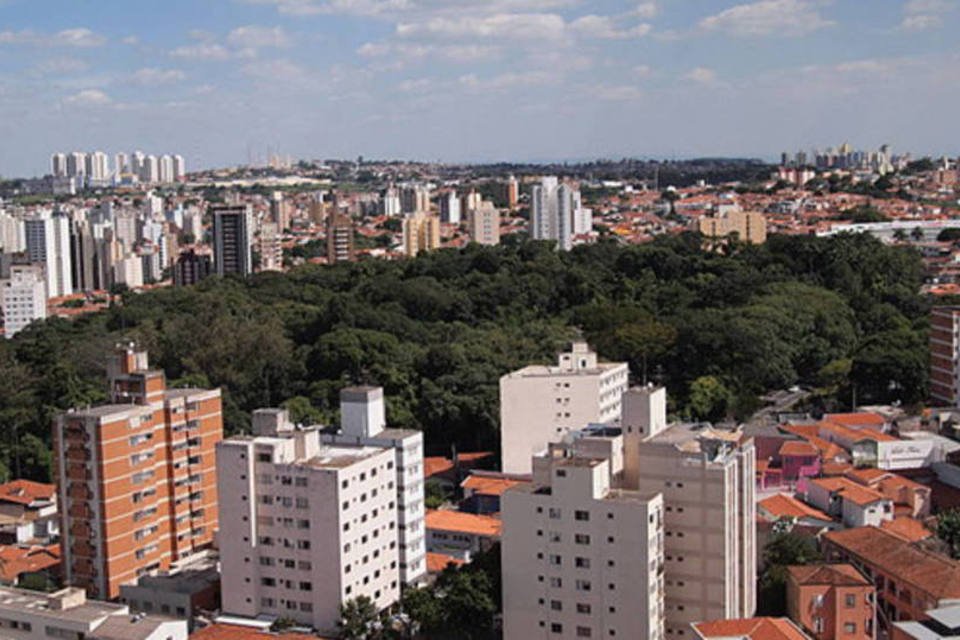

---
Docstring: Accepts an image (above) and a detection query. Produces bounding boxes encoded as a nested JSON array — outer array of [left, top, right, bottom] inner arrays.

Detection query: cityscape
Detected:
[[1, 2, 960, 640]]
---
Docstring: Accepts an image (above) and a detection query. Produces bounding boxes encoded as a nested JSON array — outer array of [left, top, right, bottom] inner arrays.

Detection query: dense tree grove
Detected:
[[0, 233, 928, 481]]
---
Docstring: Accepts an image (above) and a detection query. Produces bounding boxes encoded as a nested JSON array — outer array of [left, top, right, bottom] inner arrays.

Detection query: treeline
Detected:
[[0, 233, 928, 482]]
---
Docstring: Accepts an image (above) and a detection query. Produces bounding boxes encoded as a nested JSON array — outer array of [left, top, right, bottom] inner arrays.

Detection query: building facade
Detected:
[[786, 564, 875, 640], [24, 212, 73, 298], [698, 209, 767, 244], [467, 201, 501, 246], [2, 264, 47, 338], [930, 306, 960, 406], [499, 342, 628, 474], [326, 212, 355, 263], [211, 205, 253, 277], [402, 213, 440, 257], [54, 344, 223, 599]]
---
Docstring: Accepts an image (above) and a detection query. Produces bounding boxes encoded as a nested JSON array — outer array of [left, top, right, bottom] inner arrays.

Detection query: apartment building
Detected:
[[402, 212, 440, 257], [502, 439, 665, 640], [500, 342, 628, 474], [467, 201, 501, 246], [54, 344, 223, 599], [321, 387, 426, 584], [823, 526, 960, 631], [622, 386, 757, 636], [786, 564, 875, 640], [930, 306, 960, 406], [326, 212, 355, 263], [217, 399, 413, 633], [698, 208, 767, 244], [211, 205, 253, 277], [1, 264, 47, 338], [0, 585, 187, 640], [257, 222, 283, 272]]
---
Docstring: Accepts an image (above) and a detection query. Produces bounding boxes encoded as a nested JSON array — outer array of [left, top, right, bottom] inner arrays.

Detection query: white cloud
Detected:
[[900, 0, 954, 30], [170, 43, 232, 60], [64, 89, 112, 106], [633, 64, 653, 77], [121, 35, 139, 46], [0, 27, 106, 47], [592, 84, 644, 101], [358, 41, 499, 64], [398, 78, 431, 92], [633, 2, 658, 19], [132, 68, 186, 84], [684, 66, 718, 85], [32, 57, 89, 75], [834, 59, 888, 74], [397, 13, 567, 40], [242, 58, 313, 83], [227, 25, 291, 49], [699, 0, 833, 37], [569, 15, 652, 39], [459, 70, 558, 91]]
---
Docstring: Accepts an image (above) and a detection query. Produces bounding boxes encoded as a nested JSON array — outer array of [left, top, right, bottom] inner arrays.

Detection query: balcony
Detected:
[[68, 505, 93, 519], [68, 484, 93, 501]]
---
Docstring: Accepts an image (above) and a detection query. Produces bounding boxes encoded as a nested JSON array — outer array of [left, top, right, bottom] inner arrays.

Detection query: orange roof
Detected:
[[693, 617, 809, 640], [778, 441, 819, 457], [821, 461, 854, 476], [426, 552, 465, 574], [820, 420, 899, 443], [824, 526, 960, 599], [0, 480, 56, 506], [461, 474, 527, 497], [844, 467, 891, 485], [190, 624, 326, 640], [423, 457, 454, 479], [825, 412, 886, 428], [787, 563, 871, 587], [0, 544, 60, 583], [808, 477, 889, 507], [880, 517, 932, 543], [759, 494, 831, 522], [425, 509, 502, 538]]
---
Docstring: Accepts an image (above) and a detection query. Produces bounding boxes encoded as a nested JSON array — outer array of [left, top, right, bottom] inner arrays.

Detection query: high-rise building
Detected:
[[131, 151, 145, 177], [322, 387, 427, 585], [326, 212, 355, 264], [217, 399, 409, 633], [698, 208, 767, 244], [440, 191, 461, 225], [51, 153, 67, 177], [114, 152, 129, 176], [467, 201, 500, 246], [400, 184, 431, 214], [158, 155, 175, 184], [381, 187, 401, 217], [269, 192, 289, 232], [499, 342, 628, 474], [24, 212, 73, 298], [461, 190, 482, 215], [402, 213, 441, 257], [87, 151, 110, 184], [66, 152, 86, 179], [1, 264, 47, 338], [141, 155, 160, 183], [502, 430, 665, 640], [622, 386, 756, 634], [54, 344, 223, 599], [211, 205, 253, 277], [507, 175, 519, 209], [0, 210, 25, 253], [257, 221, 283, 272], [69, 219, 105, 292], [931, 306, 960, 406], [173, 249, 212, 286], [531, 177, 592, 251], [172, 155, 186, 181]]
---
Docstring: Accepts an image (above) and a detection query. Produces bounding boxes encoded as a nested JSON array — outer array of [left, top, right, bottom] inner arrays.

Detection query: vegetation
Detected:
[[756, 529, 822, 615], [0, 233, 928, 481], [937, 508, 960, 559]]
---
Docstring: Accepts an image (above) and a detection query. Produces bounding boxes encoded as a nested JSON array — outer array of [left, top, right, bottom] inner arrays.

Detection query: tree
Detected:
[[687, 376, 733, 422], [938, 228, 960, 242], [757, 530, 822, 615], [938, 509, 960, 559], [339, 596, 382, 640], [911, 226, 924, 241]]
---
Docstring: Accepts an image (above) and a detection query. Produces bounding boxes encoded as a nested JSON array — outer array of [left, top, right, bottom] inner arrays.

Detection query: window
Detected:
[[577, 603, 591, 614], [575, 534, 590, 545], [844, 623, 856, 634], [549, 577, 562, 588], [575, 580, 592, 592], [556, 470, 567, 478], [845, 593, 856, 607], [550, 600, 562, 611], [549, 507, 562, 519], [258, 453, 271, 462], [575, 510, 590, 521], [575, 557, 590, 569], [551, 623, 563, 634], [550, 555, 562, 566], [576, 627, 592, 638]]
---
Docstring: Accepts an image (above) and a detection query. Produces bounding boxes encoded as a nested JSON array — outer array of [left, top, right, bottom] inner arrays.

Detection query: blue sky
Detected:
[[0, 0, 958, 176]]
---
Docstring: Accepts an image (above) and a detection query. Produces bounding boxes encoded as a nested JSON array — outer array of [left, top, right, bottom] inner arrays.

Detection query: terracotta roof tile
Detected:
[[759, 494, 831, 522], [825, 412, 886, 428], [692, 617, 809, 640], [425, 510, 502, 538], [787, 563, 871, 587], [461, 474, 527, 497], [880, 517, 932, 543], [0, 480, 55, 506], [190, 624, 326, 640], [426, 552, 465, 574], [778, 441, 819, 457]]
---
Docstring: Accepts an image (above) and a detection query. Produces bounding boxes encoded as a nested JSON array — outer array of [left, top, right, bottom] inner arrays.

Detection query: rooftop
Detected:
[[306, 445, 386, 469], [692, 617, 809, 640], [190, 624, 326, 640], [786, 563, 872, 587], [824, 526, 960, 599], [426, 552, 465, 574], [759, 494, 831, 522], [425, 509, 502, 538], [0, 586, 124, 624], [0, 479, 55, 506], [90, 614, 178, 640], [461, 473, 528, 497]]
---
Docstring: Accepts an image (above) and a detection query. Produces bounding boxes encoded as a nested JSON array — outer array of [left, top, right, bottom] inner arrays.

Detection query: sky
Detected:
[[1, 0, 959, 177]]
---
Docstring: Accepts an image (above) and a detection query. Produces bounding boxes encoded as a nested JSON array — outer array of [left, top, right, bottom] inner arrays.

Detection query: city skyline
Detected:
[[1, 0, 959, 177]]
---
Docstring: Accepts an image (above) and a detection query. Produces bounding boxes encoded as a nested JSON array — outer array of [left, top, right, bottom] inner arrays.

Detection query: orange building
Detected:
[[54, 344, 223, 599], [930, 306, 960, 405], [786, 564, 876, 639], [823, 526, 960, 631]]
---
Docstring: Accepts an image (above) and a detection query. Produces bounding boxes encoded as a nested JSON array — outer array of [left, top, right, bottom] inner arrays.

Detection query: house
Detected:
[[758, 494, 835, 528], [786, 564, 876, 639], [0, 480, 58, 545], [0, 543, 60, 588], [806, 477, 894, 527], [425, 509, 501, 560], [844, 468, 932, 518], [459, 471, 528, 514], [756, 436, 821, 490], [691, 617, 811, 639], [190, 624, 326, 640]]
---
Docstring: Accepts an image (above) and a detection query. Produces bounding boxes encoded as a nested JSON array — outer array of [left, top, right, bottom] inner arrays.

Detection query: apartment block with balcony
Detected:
[[930, 306, 960, 406], [217, 406, 406, 634], [786, 564, 876, 639], [500, 342, 628, 474], [53, 344, 222, 599]]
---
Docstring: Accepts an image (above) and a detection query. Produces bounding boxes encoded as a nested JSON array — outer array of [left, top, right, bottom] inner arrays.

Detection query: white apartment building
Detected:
[[621, 387, 757, 636], [0, 585, 186, 640], [0, 211, 25, 253], [1, 264, 47, 338], [500, 343, 628, 474], [440, 190, 461, 225], [172, 155, 186, 181], [530, 177, 593, 251], [468, 201, 501, 246], [322, 386, 426, 584], [159, 155, 175, 184], [24, 212, 72, 298], [502, 435, 665, 640], [217, 403, 407, 634]]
